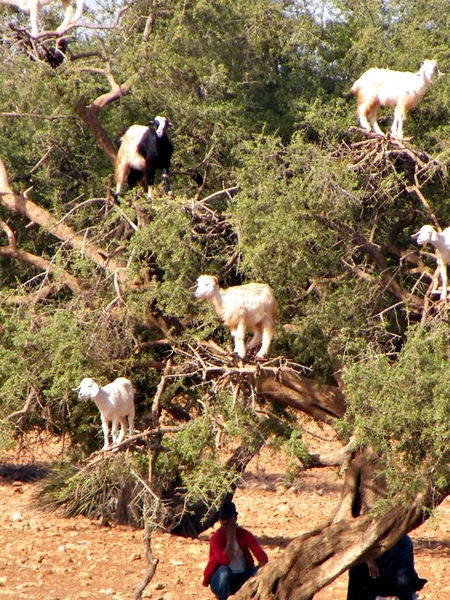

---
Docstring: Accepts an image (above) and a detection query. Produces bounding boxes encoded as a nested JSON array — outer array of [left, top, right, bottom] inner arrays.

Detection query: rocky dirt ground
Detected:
[[0, 434, 449, 600]]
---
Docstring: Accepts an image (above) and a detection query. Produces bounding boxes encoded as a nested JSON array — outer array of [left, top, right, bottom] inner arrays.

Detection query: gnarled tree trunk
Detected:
[[235, 443, 441, 600]]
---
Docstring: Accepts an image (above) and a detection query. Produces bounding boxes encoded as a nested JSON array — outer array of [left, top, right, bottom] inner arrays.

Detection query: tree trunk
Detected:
[[235, 446, 433, 600], [255, 369, 346, 422], [236, 500, 426, 600], [0, 188, 127, 280]]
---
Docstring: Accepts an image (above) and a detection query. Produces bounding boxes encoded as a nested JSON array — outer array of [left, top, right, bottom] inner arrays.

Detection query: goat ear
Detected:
[[90, 381, 100, 396], [212, 276, 219, 285], [431, 230, 438, 242]]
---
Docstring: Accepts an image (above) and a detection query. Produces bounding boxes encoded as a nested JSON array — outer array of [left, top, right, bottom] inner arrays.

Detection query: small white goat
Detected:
[[412, 224, 450, 301], [350, 59, 440, 139], [195, 275, 278, 359], [74, 377, 135, 450], [0, 0, 83, 37]]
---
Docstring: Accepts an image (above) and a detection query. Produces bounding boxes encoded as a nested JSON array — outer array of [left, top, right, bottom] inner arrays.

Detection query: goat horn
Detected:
[[411, 232, 420, 239], [72, 386, 81, 391]]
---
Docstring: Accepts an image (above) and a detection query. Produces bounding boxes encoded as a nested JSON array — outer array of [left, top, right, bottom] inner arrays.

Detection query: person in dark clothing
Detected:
[[347, 535, 427, 600], [203, 501, 268, 600]]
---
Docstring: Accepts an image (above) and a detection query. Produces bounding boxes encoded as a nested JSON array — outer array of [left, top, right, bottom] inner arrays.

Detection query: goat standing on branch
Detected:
[[114, 116, 174, 202], [350, 59, 441, 139], [0, 0, 83, 36], [412, 224, 450, 301], [195, 275, 278, 360], [74, 377, 135, 451]]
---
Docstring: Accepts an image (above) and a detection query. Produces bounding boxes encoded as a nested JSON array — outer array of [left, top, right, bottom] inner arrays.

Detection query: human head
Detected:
[[218, 500, 238, 522]]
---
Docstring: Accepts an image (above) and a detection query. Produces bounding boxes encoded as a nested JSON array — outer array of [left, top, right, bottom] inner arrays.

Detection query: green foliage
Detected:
[[156, 417, 241, 508], [0, 419, 16, 457], [37, 455, 143, 522], [341, 323, 450, 501], [1, 0, 450, 524]]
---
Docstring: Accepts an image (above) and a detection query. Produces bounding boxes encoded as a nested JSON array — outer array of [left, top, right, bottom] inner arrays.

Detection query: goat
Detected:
[[412, 224, 450, 301], [0, 0, 83, 37], [114, 116, 174, 201], [195, 275, 278, 359], [350, 59, 440, 139], [0, 156, 13, 194], [74, 377, 135, 450]]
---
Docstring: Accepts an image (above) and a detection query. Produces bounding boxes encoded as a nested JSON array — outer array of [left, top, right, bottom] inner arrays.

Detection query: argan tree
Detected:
[[0, 0, 449, 598]]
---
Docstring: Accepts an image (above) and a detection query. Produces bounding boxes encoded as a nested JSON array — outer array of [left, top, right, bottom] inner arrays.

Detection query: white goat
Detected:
[[412, 224, 450, 301], [74, 377, 135, 450], [195, 275, 278, 359], [0, 0, 83, 37], [350, 59, 440, 139]]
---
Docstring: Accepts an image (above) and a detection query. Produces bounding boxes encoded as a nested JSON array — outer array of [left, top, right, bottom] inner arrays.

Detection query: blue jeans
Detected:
[[210, 565, 259, 600]]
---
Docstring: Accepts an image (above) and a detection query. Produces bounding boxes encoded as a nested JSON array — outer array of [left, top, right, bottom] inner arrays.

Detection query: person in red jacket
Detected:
[[203, 500, 268, 600]]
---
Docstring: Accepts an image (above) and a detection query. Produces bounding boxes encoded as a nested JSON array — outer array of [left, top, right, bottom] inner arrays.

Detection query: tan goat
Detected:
[[350, 59, 440, 139], [195, 275, 278, 359]]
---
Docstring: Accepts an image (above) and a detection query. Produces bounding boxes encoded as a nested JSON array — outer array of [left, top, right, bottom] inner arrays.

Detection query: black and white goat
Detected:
[[114, 116, 174, 201]]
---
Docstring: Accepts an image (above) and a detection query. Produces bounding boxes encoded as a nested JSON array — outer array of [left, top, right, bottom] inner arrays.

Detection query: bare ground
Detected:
[[0, 435, 449, 600]]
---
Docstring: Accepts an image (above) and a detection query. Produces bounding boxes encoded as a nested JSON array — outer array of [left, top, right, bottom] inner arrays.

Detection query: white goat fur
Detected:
[[75, 377, 135, 450], [412, 224, 450, 301], [350, 59, 440, 139], [0, 0, 83, 36], [195, 275, 277, 359]]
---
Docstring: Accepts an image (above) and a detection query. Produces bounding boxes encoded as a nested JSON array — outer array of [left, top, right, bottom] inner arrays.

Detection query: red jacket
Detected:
[[203, 525, 268, 587]]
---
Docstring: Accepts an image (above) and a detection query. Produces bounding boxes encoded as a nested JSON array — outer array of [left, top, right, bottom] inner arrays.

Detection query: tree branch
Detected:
[[74, 67, 138, 164], [0, 157, 127, 284], [0, 219, 83, 294]]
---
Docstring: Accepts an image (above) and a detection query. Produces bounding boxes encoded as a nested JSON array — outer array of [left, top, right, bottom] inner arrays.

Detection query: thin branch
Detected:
[[6, 387, 38, 421]]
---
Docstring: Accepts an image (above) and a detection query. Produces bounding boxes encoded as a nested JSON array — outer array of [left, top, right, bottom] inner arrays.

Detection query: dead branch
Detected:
[[0, 219, 84, 294], [305, 437, 356, 468], [133, 360, 172, 599], [316, 214, 424, 313], [175, 342, 345, 423], [6, 387, 38, 421], [2, 285, 56, 305], [75, 65, 139, 164], [405, 184, 441, 229], [0, 171, 128, 283], [133, 526, 159, 600]]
